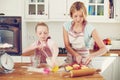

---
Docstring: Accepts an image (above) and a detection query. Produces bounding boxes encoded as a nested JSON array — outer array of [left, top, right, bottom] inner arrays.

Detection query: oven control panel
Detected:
[[0, 16, 21, 27]]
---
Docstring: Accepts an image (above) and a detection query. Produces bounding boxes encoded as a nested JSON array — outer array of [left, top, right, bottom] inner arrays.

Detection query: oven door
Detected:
[[0, 26, 21, 55], [0, 16, 22, 55]]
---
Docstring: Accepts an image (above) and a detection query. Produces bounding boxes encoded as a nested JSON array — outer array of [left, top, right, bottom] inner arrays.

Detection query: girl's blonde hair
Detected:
[[35, 22, 49, 32], [70, 1, 87, 21]]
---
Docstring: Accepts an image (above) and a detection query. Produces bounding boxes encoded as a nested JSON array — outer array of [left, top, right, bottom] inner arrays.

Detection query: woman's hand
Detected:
[[75, 54, 82, 64], [84, 54, 95, 65]]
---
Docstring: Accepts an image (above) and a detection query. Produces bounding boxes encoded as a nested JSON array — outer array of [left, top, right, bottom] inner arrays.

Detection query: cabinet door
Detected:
[[114, 0, 120, 21], [112, 57, 119, 80], [118, 57, 120, 80], [0, 0, 22, 16], [49, 0, 86, 21], [87, 0, 109, 21], [49, 0, 67, 20], [25, 0, 48, 19], [101, 60, 113, 80]]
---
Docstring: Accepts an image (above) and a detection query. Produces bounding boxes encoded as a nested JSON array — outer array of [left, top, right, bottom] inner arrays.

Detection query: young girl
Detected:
[[22, 22, 59, 67], [63, 1, 107, 66]]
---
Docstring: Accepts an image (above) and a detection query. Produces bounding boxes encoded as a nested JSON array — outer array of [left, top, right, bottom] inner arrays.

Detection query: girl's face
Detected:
[[36, 26, 49, 42], [72, 10, 84, 24]]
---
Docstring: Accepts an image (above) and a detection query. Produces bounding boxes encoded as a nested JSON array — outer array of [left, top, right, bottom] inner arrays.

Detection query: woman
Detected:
[[63, 1, 107, 66]]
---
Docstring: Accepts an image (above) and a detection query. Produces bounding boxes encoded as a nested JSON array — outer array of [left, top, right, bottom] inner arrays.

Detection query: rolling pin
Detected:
[[62, 68, 101, 77]]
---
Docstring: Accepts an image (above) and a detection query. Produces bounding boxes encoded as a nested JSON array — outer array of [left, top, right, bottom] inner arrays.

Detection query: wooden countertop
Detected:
[[0, 63, 104, 80]]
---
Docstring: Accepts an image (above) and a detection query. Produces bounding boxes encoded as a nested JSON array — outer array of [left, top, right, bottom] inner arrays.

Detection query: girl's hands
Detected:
[[36, 43, 46, 50]]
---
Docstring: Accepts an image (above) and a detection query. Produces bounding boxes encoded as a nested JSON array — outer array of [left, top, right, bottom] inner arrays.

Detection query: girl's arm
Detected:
[[22, 43, 37, 56]]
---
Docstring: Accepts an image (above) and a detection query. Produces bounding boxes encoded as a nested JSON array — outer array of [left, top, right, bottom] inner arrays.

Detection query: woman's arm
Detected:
[[92, 29, 107, 56], [84, 29, 107, 65]]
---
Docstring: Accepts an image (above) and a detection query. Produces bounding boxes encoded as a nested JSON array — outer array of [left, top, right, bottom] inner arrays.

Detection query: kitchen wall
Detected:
[[22, 22, 120, 50]]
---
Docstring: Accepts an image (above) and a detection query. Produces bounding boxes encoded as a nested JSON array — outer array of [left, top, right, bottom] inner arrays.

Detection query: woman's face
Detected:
[[72, 10, 84, 24], [36, 26, 49, 42]]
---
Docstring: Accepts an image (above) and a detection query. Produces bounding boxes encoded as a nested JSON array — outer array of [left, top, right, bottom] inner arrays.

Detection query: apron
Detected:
[[65, 24, 90, 65], [35, 40, 52, 63]]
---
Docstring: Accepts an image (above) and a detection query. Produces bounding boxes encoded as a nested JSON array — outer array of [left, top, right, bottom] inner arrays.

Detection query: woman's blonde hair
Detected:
[[70, 1, 87, 21], [35, 22, 49, 32]]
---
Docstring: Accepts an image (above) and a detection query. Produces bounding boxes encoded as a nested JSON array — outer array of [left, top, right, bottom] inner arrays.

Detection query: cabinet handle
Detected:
[[64, 14, 66, 16], [45, 14, 48, 16]]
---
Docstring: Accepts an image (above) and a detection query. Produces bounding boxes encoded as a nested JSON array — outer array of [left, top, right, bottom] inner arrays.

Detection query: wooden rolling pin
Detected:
[[62, 68, 101, 77]]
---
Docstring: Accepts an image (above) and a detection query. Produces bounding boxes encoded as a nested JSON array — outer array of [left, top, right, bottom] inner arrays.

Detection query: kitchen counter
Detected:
[[56, 56, 118, 75], [21, 49, 120, 57], [0, 63, 104, 80], [58, 50, 120, 56]]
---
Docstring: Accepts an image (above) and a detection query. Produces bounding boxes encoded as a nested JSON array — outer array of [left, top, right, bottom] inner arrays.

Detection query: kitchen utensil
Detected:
[[42, 49, 53, 67], [0, 53, 14, 73], [30, 55, 40, 68], [61, 68, 101, 77]]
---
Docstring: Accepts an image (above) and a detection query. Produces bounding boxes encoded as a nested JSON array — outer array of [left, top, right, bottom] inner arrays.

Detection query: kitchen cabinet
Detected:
[[86, 0, 109, 21], [118, 57, 120, 80], [49, 0, 109, 22], [114, 0, 120, 21], [24, 0, 120, 22], [24, 0, 48, 20], [49, 0, 86, 21], [101, 61, 113, 80], [84, 0, 120, 22], [0, 0, 22, 16], [101, 57, 119, 80], [112, 57, 119, 80], [49, 0, 67, 20]]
